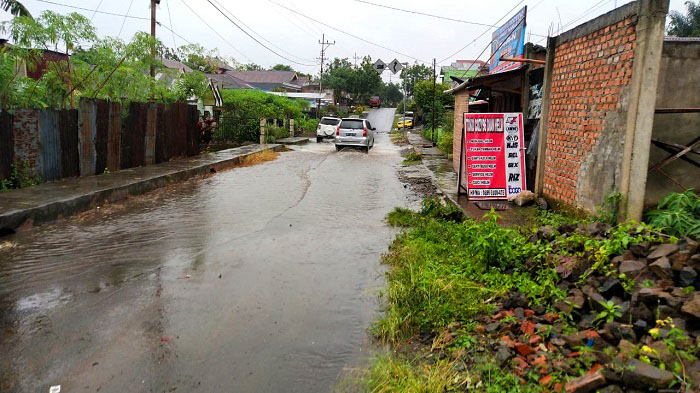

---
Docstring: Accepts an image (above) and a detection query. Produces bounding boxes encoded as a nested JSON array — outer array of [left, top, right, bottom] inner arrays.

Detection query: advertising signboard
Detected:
[[463, 112, 526, 200], [489, 6, 527, 74]]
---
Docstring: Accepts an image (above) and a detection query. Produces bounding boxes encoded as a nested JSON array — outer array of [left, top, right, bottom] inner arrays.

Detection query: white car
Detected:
[[316, 117, 341, 143]]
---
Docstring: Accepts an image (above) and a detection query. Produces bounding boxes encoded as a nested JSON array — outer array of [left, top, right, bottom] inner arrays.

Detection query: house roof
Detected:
[[445, 67, 525, 95], [228, 70, 298, 84], [160, 57, 193, 73], [205, 73, 255, 89]]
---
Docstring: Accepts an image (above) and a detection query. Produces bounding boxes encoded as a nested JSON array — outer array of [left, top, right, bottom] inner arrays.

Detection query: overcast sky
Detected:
[[0, 0, 689, 81]]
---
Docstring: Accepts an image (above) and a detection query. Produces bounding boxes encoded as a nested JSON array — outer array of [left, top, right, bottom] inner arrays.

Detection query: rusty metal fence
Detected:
[[0, 99, 200, 185]]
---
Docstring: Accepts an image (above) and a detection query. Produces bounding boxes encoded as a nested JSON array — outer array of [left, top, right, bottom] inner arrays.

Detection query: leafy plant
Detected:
[[646, 190, 700, 240], [592, 300, 622, 326], [596, 191, 621, 225], [403, 151, 423, 165]]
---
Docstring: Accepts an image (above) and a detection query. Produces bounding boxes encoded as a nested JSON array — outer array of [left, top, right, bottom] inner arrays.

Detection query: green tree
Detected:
[[668, 1, 700, 37], [413, 80, 451, 128], [237, 62, 263, 71], [399, 63, 432, 97], [321, 56, 382, 104], [0, 0, 31, 18], [271, 64, 293, 71], [381, 82, 404, 106]]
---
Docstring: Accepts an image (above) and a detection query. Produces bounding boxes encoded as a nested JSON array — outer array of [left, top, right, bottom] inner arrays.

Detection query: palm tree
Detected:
[[1, 0, 32, 18]]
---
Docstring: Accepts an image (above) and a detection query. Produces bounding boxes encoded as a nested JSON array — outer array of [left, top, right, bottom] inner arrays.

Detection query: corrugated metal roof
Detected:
[[227, 70, 297, 84], [664, 36, 700, 42]]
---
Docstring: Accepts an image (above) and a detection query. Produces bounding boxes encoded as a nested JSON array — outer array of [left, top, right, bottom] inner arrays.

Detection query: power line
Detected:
[[208, 0, 316, 62], [156, 21, 192, 45], [176, 0, 251, 62], [269, 0, 429, 64], [29, 0, 149, 20], [164, 0, 176, 48], [351, 0, 546, 38], [204, 0, 316, 66], [534, 0, 612, 44], [90, 0, 104, 21], [117, 0, 135, 38], [268, 2, 318, 39], [438, 0, 525, 64]]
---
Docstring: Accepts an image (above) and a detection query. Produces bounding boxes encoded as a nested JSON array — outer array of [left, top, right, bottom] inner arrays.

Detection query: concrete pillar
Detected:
[[534, 36, 557, 196], [619, 0, 669, 222], [289, 118, 294, 137], [259, 118, 266, 145]]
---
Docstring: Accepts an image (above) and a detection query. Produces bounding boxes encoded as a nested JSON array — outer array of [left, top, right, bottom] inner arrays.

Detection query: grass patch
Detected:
[[366, 355, 465, 392], [402, 151, 423, 165], [237, 150, 279, 167], [374, 198, 565, 342]]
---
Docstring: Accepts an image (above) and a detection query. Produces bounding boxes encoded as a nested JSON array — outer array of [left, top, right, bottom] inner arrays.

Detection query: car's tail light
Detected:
[[336, 125, 340, 136], [363, 127, 367, 137]]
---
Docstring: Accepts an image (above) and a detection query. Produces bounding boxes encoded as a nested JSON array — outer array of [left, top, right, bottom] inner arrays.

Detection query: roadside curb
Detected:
[[0, 144, 283, 232], [403, 131, 461, 207]]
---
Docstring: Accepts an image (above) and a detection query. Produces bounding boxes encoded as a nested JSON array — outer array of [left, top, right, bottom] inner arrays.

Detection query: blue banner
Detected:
[[489, 6, 527, 74]]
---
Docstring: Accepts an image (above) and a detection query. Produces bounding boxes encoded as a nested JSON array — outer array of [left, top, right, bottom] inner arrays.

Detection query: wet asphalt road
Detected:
[[0, 108, 410, 393]]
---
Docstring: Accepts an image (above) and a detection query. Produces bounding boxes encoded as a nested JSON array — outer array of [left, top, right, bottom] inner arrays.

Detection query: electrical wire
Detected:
[[164, 0, 176, 48], [351, 0, 546, 38], [455, 14, 527, 81], [268, 3, 318, 39], [204, 0, 316, 66], [535, 0, 613, 44], [30, 0, 149, 20], [117, 0, 135, 38], [269, 0, 429, 65], [176, 0, 251, 62], [28, 0, 196, 47], [208, 0, 316, 62], [90, 0, 104, 21], [438, 0, 525, 64]]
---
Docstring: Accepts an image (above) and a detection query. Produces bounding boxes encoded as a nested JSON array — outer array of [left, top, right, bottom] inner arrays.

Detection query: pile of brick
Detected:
[[469, 225, 700, 392]]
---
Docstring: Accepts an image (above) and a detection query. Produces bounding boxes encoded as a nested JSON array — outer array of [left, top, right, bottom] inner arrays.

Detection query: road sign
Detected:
[[373, 59, 386, 74], [388, 59, 403, 74]]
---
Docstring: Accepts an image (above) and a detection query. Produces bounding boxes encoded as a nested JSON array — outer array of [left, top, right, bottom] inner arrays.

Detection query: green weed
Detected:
[[646, 190, 700, 240], [402, 151, 423, 165]]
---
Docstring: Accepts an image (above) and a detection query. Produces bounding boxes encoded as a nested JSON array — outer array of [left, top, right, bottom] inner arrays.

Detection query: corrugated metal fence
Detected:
[[0, 99, 199, 185]]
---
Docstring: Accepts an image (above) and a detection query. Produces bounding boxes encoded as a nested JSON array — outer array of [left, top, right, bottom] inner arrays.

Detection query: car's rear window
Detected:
[[320, 118, 340, 125], [340, 119, 364, 129]]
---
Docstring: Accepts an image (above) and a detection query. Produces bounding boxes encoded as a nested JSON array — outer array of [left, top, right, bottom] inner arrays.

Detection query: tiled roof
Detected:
[[206, 73, 255, 89], [227, 70, 297, 84]]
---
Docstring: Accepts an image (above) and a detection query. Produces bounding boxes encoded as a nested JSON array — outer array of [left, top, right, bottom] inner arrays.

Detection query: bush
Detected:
[[215, 90, 307, 142], [646, 189, 700, 240]]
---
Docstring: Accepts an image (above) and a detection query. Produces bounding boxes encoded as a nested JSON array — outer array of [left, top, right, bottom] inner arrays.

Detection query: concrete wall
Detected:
[[452, 91, 469, 172], [541, 3, 638, 212], [645, 39, 700, 207]]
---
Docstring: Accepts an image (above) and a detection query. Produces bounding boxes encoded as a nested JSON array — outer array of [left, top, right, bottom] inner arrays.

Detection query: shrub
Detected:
[[646, 189, 700, 240]]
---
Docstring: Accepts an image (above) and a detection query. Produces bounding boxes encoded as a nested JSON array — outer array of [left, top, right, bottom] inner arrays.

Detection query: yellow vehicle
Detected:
[[397, 117, 413, 129]]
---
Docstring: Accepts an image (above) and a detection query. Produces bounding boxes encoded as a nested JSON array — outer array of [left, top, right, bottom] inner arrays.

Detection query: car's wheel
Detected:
[[316, 136, 322, 143], [335, 145, 341, 151], [364, 146, 369, 154]]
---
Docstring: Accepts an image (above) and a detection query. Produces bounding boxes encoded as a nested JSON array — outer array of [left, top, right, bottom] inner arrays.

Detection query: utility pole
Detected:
[[353, 52, 360, 68], [317, 34, 335, 118], [150, 0, 160, 101], [431, 58, 436, 146]]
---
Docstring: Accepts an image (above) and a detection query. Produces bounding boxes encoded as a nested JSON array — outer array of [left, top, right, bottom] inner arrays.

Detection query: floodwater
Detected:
[[0, 109, 414, 392]]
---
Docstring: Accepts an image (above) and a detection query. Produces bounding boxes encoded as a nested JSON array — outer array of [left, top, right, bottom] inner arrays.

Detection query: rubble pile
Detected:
[[473, 224, 700, 392]]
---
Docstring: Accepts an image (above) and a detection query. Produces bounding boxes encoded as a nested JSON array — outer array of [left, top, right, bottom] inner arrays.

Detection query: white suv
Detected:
[[316, 117, 341, 143]]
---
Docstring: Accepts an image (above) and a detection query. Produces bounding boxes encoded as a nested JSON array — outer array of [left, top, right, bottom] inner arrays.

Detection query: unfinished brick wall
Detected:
[[452, 90, 469, 172], [542, 15, 637, 209]]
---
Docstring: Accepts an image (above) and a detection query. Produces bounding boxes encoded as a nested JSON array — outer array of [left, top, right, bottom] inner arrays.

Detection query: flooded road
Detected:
[[0, 109, 414, 393]]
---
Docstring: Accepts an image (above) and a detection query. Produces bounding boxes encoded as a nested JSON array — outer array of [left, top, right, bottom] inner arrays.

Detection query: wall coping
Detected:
[[555, 2, 638, 46]]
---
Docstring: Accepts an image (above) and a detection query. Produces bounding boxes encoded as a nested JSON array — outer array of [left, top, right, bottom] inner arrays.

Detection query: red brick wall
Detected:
[[542, 17, 637, 206], [452, 91, 469, 172]]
